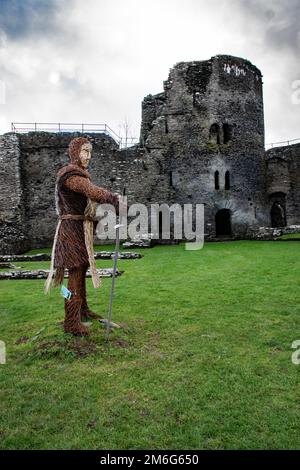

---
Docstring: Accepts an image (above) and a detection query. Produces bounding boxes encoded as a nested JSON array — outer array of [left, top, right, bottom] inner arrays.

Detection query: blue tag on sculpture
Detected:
[[61, 285, 72, 300]]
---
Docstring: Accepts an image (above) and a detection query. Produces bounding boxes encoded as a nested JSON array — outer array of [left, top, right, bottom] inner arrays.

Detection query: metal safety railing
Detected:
[[12, 122, 298, 151], [11, 122, 139, 149], [265, 137, 300, 150]]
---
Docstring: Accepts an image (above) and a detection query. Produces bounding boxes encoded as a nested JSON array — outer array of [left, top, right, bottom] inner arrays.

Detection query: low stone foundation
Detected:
[[0, 251, 142, 262], [246, 225, 300, 240], [0, 268, 124, 280]]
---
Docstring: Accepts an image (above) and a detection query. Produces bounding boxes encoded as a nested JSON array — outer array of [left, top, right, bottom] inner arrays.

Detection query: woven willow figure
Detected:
[[45, 137, 120, 336]]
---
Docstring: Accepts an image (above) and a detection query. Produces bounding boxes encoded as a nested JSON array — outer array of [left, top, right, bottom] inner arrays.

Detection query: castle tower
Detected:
[[140, 55, 269, 238]]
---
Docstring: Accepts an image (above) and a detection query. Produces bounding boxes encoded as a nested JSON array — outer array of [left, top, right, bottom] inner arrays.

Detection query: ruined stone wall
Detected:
[[0, 130, 159, 253], [140, 55, 269, 238], [0, 134, 30, 254], [140, 92, 166, 146], [266, 143, 300, 225], [1, 54, 299, 254], [17, 132, 149, 251]]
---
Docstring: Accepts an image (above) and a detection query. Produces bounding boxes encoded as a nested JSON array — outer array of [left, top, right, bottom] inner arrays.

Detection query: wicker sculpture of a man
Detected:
[[45, 136, 121, 336]]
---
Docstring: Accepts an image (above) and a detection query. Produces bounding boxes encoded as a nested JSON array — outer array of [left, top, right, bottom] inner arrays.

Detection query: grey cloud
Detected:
[[0, 0, 62, 39], [0, 0, 298, 143], [237, 0, 300, 52]]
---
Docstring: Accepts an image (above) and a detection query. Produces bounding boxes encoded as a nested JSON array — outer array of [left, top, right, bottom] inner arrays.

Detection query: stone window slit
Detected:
[[223, 124, 232, 144], [215, 171, 219, 190], [165, 118, 169, 134], [225, 171, 230, 190], [209, 124, 221, 145]]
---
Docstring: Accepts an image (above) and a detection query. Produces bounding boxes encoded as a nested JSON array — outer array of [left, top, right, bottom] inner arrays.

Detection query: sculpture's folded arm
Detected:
[[65, 175, 119, 207]]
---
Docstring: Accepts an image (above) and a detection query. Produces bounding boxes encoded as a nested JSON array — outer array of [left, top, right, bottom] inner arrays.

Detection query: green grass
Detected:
[[279, 233, 300, 240], [0, 240, 300, 450]]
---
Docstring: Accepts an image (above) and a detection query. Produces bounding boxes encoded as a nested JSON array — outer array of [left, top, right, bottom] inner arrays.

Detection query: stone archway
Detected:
[[269, 192, 286, 227], [215, 209, 232, 236], [271, 201, 286, 227]]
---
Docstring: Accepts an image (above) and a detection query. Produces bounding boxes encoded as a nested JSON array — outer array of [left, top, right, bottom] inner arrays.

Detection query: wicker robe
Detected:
[[45, 161, 119, 336]]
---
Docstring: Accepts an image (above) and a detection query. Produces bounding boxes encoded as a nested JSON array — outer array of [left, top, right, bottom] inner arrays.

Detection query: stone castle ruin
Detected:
[[0, 55, 299, 254]]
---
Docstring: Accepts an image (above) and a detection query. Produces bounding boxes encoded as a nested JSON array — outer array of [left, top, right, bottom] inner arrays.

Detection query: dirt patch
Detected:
[[113, 338, 130, 348], [15, 336, 29, 345], [33, 337, 97, 359], [70, 338, 97, 357]]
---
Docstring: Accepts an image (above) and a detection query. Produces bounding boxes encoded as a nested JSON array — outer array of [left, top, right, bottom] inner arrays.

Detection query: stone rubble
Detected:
[[0, 251, 142, 262], [0, 268, 124, 280]]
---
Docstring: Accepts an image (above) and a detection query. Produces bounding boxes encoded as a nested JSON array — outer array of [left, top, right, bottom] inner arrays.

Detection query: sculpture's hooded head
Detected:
[[68, 137, 91, 167]]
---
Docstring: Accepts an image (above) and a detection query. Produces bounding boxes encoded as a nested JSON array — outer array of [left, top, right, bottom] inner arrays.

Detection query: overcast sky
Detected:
[[0, 0, 299, 145]]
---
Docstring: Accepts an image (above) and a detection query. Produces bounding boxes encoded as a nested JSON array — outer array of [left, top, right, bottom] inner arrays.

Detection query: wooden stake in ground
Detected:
[[104, 187, 126, 346]]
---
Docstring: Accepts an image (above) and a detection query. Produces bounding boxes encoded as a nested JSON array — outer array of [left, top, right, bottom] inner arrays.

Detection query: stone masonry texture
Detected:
[[0, 55, 299, 253]]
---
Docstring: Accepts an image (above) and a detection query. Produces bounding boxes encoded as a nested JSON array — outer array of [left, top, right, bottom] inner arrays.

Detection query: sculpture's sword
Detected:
[[104, 187, 126, 345]]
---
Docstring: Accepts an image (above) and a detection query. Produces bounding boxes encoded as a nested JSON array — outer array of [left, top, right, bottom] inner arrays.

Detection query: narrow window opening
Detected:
[[209, 123, 220, 145], [225, 171, 230, 190], [159, 212, 163, 238], [165, 118, 169, 134], [214, 171, 219, 190], [223, 123, 232, 143]]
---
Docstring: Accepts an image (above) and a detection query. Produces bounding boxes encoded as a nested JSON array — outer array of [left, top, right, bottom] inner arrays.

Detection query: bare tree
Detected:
[[118, 116, 133, 149]]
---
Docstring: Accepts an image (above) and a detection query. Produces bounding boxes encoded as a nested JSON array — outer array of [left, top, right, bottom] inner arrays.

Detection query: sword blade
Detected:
[[105, 224, 120, 341]]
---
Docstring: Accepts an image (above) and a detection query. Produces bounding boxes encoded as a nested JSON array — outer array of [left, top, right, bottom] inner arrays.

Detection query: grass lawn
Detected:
[[278, 233, 300, 240], [0, 240, 300, 450]]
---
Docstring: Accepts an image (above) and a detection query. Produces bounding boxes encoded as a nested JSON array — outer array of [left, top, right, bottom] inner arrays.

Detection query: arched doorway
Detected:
[[215, 209, 232, 237], [271, 202, 286, 227], [269, 192, 286, 227]]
